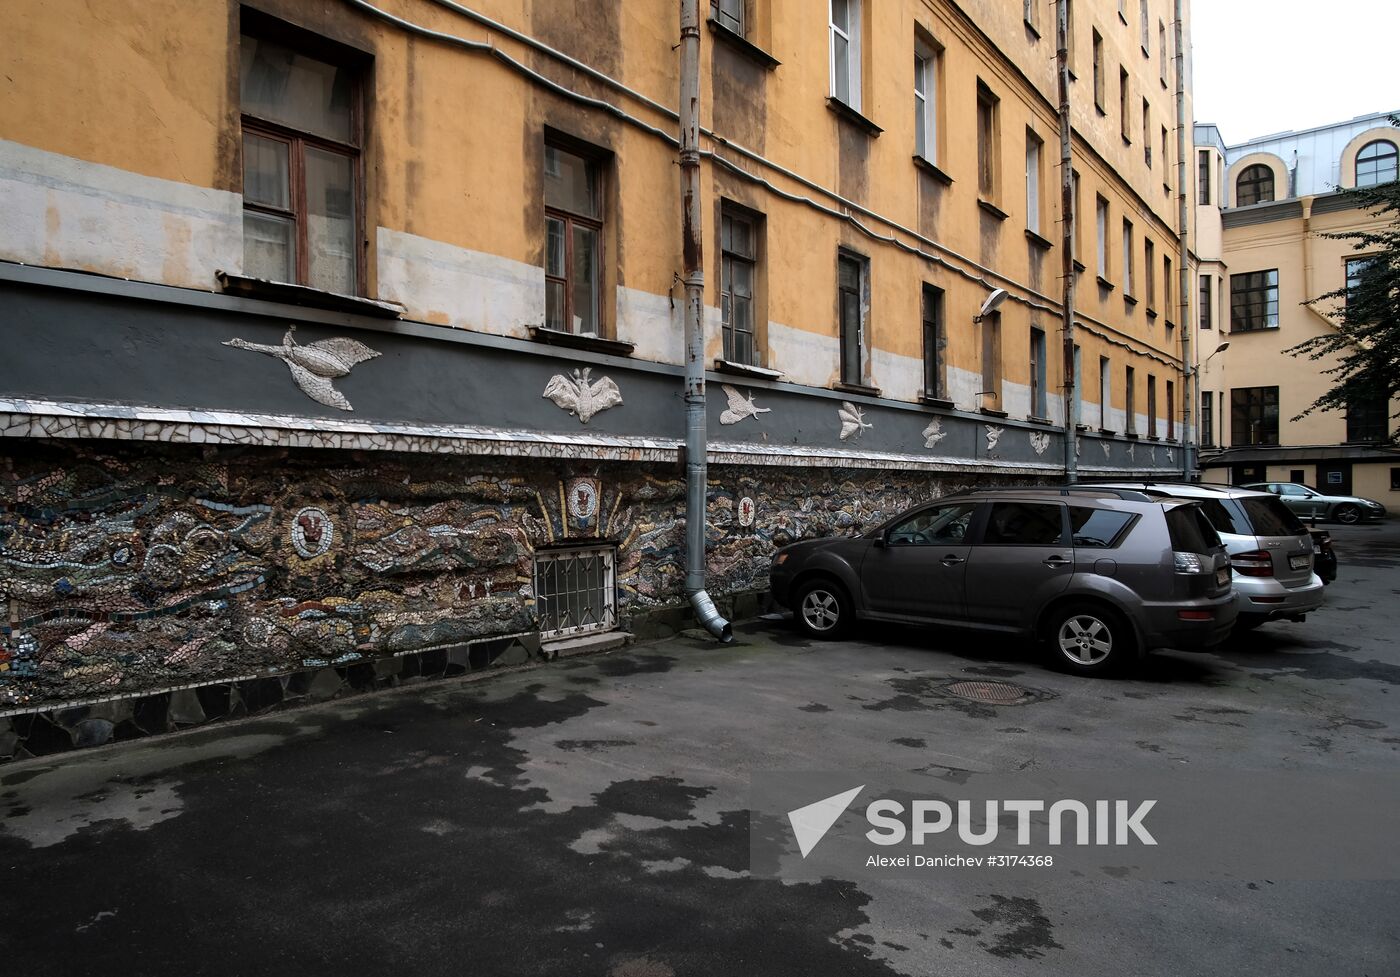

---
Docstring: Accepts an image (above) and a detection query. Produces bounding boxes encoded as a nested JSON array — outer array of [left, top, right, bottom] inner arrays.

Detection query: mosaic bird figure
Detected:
[[719, 385, 771, 425], [837, 401, 872, 441], [543, 367, 623, 424], [224, 326, 380, 412]]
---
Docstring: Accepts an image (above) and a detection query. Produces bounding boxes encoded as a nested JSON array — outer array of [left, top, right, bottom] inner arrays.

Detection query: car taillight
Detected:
[[1173, 552, 1207, 574], [1231, 550, 1274, 577]]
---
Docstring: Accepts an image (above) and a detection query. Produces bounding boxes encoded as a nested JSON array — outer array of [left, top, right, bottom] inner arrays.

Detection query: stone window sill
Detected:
[[833, 381, 882, 397], [979, 407, 1010, 418], [529, 326, 635, 357], [826, 98, 882, 136], [978, 198, 1010, 221], [713, 358, 783, 380], [1026, 415, 1055, 426], [1097, 275, 1115, 291], [706, 17, 780, 69], [216, 272, 404, 319], [913, 155, 954, 185], [1025, 228, 1054, 249], [919, 394, 954, 409]]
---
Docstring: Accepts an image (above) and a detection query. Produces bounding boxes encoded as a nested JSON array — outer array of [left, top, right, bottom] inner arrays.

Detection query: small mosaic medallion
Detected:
[[737, 496, 756, 528], [244, 617, 273, 649], [290, 506, 334, 559], [567, 477, 601, 524]]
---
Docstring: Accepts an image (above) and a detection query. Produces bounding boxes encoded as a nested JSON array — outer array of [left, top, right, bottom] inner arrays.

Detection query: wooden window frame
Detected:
[[922, 282, 946, 400], [1166, 379, 1175, 440], [544, 142, 606, 336], [1236, 164, 1275, 206], [240, 34, 365, 294], [976, 81, 1000, 200], [1230, 269, 1279, 332], [720, 207, 759, 365], [838, 251, 866, 385], [1231, 385, 1280, 446]]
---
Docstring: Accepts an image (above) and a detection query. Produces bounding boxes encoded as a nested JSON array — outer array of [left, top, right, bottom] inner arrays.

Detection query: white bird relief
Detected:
[[1075, 435, 1083, 458], [542, 367, 624, 424], [719, 385, 771, 425], [1166, 447, 1175, 464], [922, 417, 947, 449], [223, 326, 380, 412], [1127, 442, 1136, 461], [1029, 430, 1051, 456], [1150, 446, 1158, 464], [985, 425, 1004, 451], [1100, 440, 1112, 458], [838, 402, 872, 441]]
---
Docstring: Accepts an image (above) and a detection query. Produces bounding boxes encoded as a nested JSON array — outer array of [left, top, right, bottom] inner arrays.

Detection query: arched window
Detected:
[[1236, 164, 1275, 206], [1356, 140, 1398, 188]]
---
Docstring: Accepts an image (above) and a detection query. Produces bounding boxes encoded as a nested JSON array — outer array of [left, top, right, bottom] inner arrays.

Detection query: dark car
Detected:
[[1311, 529, 1338, 584], [769, 487, 1236, 675]]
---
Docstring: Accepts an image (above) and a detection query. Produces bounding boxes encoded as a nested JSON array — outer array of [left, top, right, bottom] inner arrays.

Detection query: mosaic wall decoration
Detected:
[[224, 327, 380, 412], [566, 476, 601, 530], [837, 402, 871, 441], [0, 441, 1002, 714], [718, 385, 771, 426], [542, 368, 623, 424]]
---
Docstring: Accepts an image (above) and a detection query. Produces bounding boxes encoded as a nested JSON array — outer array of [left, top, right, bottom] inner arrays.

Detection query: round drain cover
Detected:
[[944, 680, 1032, 704]]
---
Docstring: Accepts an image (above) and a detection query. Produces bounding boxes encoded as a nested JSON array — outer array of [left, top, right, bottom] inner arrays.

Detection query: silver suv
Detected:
[[769, 487, 1236, 675], [1093, 482, 1324, 630]]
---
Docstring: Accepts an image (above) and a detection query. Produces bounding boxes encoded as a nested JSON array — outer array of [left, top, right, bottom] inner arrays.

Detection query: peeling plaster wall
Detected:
[[0, 140, 241, 290]]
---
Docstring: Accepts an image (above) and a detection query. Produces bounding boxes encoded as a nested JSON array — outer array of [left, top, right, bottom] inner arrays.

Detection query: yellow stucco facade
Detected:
[[2, 0, 1192, 437]]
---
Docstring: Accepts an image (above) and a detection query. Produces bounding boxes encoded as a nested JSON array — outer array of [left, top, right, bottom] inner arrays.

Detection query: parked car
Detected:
[[1311, 529, 1338, 584], [769, 487, 1236, 675], [1242, 482, 1387, 525], [1093, 481, 1323, 630]]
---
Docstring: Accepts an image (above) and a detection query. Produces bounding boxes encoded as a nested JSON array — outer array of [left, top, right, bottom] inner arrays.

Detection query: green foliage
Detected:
[[1288, 118, 1400, 442]]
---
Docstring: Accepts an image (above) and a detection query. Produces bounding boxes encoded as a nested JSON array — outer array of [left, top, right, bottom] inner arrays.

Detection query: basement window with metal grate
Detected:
[[534, 545, 617, 638]]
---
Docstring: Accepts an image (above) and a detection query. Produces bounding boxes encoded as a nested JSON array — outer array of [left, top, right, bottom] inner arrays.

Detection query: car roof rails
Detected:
[[945, 484, 1155, 503]]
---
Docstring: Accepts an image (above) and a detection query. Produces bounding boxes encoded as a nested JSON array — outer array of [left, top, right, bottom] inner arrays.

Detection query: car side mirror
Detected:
[[873, 533, 886, 548]]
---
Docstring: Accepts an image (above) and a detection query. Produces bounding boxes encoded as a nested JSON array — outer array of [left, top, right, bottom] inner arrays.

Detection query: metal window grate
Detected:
[[535, 545, 617, 638]]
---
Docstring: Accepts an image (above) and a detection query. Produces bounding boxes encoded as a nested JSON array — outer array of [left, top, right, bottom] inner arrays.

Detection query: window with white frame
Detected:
[[1096, 195, 1109, 278], [1356, 140, 1398, 188], [829, 0, 862, 109], [1025, 130, 1043, 235], [1122, 218, 1134, 295], [914, 37, 938, 163], [712, 0, 744, 36], [1099, 355, 1113, 431]]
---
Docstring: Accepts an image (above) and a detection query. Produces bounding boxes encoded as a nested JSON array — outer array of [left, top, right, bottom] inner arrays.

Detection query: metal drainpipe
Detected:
[[679, 0, 733, 643], [1057, 0, 1078, 483], [1174, 0, 1193, 479]]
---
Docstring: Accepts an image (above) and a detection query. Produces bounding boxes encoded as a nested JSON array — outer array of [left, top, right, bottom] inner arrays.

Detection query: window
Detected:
[[1198, 149, 1211, 204], [1139, 0, 1150, 51], [1200, 390, 1214, 447], [1069, 507, 1135, 548], [1092, 30, 1105, 110], [1030, 326, 1048, 419], [1071, 170, 1082, 262], [535, 544, 617, 637], [1231, 386, 1279, 446], [1096, 195, 1109, 278], [1025, 130, 1043, 234], [1199, 273, 1213, 329], [1066, 0, 1076, 73], [829, 0, 862, 109], [914, 39, 938, 162], [1163, 255, 1172, 316], [1166, 379, 1175, 440], [981, 311, 1003, 409], [985, 502, 1065, 546], [1346, 394, 1388, 443], [1073, 344, 1083, 425], [1143, 99, 1152, 166], [545, 142, 604, 335], [1122, 219, 1134, 295], [1099, 355, 1112, 431], [921, 283, 945, 399], [1230, 270, 1279, 331], [239, 32, 361, 293], [1161, 126, 1170, 190], [1023, 0, 1039, 33], [713, 0, 744, 35], [1147, 374, 1157, 437], [838, 252, 865, 385], [1347, 256, 1375, 308], [1236, 164, 1274, 206], [1159, 20, 1168, 86], [1391, 468, 1400, 492], [1125, 365, 1137, 434], [720, 209, 757, 364], [1356, 140, 1398, 188], [1119, 68, 1131, 141], [1144, 238, 1155, 308], [887, 502, 977, 546], [977, 82, 1000, 198]]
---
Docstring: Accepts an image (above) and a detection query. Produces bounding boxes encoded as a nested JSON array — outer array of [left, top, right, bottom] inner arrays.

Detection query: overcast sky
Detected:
[[1192, 1, 1400, 144]]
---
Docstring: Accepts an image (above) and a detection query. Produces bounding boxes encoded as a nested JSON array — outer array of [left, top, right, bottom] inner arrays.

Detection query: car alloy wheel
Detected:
[[1057, 613, 1114, 666], [1334, 504, 1360, 525], [795, 581, 849, 639]]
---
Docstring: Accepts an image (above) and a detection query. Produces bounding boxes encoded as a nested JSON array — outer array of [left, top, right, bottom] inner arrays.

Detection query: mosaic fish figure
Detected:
[[224, 326, 380, 411], [838, 402, 871, 441], [543, 367, 623, 424], [719, 385, 771, 425]]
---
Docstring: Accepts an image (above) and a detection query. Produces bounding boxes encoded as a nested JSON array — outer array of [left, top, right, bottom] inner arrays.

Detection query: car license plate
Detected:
[[1216, 567, 1230, 587], [1313, 544, 1322, 555], [1289, 554, 1309, 571]]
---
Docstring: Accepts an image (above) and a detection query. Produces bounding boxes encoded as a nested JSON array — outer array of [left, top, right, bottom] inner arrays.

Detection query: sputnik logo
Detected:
[[787, 785, 864, 858]]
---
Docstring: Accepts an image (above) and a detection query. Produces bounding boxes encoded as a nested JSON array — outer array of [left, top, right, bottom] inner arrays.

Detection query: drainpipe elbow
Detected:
[[687, 588, 734, 644]]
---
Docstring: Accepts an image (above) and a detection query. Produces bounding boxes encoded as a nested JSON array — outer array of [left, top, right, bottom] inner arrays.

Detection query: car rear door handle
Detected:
[[941, 555, 966, 566], [1043, 556, 1072, 569]]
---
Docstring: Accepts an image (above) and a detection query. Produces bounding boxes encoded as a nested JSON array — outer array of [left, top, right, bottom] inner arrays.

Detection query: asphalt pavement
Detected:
[[2, 520, 1398, 977]]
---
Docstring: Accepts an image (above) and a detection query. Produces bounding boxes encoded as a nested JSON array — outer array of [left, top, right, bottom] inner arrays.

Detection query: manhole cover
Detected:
[[943, 680, 1034, 704]]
